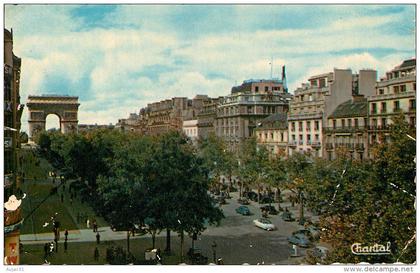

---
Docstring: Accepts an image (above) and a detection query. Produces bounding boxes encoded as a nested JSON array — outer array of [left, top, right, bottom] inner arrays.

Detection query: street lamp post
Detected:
[[211, 241, 217, 264]]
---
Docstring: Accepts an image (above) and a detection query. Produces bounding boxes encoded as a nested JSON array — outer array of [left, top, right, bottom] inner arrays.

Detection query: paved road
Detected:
[[21, 191, 320, 264]]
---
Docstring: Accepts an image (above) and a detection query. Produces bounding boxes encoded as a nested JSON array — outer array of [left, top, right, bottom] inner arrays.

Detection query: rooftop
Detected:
[[329, 97, 367, 119]]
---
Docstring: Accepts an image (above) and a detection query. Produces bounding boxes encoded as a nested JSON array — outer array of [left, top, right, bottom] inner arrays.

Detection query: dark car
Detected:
[[236, 206, 251, 215], [287, 233, 312, 248], [260, 205, 278, 215], [281, 211, 295, 221], [238, 197, 250, 205], [244, 191, 258, 202], [259, 195, 274, 204]]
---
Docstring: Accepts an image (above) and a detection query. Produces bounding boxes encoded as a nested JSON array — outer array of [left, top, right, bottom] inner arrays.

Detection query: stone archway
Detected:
[[26, 95, 80, 140]]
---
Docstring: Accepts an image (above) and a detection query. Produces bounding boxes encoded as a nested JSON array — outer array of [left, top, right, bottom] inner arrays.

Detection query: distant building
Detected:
[[255, 112, 288, 158], [367, 59, 416, 156], [196, 97, 222, 140], [4, 28, 23, 265], [182, 119, 199, 145], [78, 123, 115, 132], [288, 69, 377, 157], [115, 113, 140, 132], [215, 79, 291, 152]]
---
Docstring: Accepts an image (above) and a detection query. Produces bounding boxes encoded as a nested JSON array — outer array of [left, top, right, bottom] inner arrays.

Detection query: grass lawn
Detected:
[[19, 148, 108, 234], [21, 237, 187, 265]]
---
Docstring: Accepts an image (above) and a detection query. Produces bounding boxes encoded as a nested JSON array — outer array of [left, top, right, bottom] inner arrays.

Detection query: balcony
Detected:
[[355, 143, 365, 150], [288, 141, 297, 147], [368, 125, 391, 131], [323, 126, 366, 133], [311, 141, 321, 147]]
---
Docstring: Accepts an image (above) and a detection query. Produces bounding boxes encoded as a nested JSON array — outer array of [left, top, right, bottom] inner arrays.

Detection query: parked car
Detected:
[[244, 191, 258, 202], [253, 218, 275, 231], [287, 233, 312, 248], [259, 195, 274, 204], [308, 246, 329, 260], [281, 211, 295, 221], [236, 206, 251, 216], [260, 205, 279, 215], [293, 229, 315, 241], [238, 197, 250, 205]]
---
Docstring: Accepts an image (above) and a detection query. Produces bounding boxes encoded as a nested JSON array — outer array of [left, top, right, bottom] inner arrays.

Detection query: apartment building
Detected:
[[255, 112, 288, 158], [324, 95, 369, 160], [215, 79, 291, 152], [367, 59, 416, 154], [288, 69, 377, 157]]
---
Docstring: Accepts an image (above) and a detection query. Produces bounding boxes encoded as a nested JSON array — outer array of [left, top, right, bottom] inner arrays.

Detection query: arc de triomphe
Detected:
[[26, 95, 80, 139]]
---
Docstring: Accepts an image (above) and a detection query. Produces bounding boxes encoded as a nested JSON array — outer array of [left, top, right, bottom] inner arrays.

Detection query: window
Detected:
[[300, 95, 304, 102], [410, 116, 415, 127], [354, 119, 359, 128], [373, 118, 377, 127], [347, 119, 352, 127], [393, 86, 400, 93], [394, 101, 400, 112], [333, 120, 337, 129], [381, 118, 387, 128], [265, 86, 269, 92], [299, 122, 303, 131], [364, 118, 368, 128], [371, 103, 377, 114], [265, 133, 268, 139], [292, 135, 296, 141], [259, 133, 262, 139], [315, 121, 320, 131], [310, 80, 317, 86], [255, 86, 259, 92], [307, 134, 311, 143], [400, 85, 406, 92], [341, 119, 345, 128], [381, 102, 387, 113], [291, 122, 296, 132], [315, 134, 319, 141], [299, 134, 303, 142], [306, 121, 311, 131], [247, 106, 253, 113], [409, 99, 416, 110], [281, 133, 284, 142], [379, 88, 384, 95], [319, 78, 326, 88]]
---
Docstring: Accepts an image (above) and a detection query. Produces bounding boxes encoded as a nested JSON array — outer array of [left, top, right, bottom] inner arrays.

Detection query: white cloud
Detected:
[[5, 5, 415, 133]]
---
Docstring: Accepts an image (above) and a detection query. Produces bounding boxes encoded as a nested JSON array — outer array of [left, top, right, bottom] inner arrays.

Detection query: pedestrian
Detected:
[[96, 232, 100, 244], [94, 247, 99, 261], [64, 229, 69, 241], [64, 240, 68, 253], [86, 219, 90, 229], [43, 243, 49, 259]]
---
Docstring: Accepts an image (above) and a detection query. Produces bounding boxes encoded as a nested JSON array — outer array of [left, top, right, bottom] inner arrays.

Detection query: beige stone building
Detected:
[[288, 69, 377, 157], [324, 95, 369, 161], [4, 28, 23, 265], [367, 58, 416, 155], [182, 119, 199, 145], [196, 97, 222, 140], [255, 112, 288, 158], [215, 79, 291, 152]]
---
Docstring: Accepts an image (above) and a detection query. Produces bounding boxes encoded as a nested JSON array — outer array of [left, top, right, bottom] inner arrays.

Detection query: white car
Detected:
[[253, 218, 275, 231]]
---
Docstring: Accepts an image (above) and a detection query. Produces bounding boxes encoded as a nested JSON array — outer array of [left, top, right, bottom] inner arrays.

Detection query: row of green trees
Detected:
[[198, 114, 416, 264], [35, 113, 415, 264], [35, 130, 224, 263]]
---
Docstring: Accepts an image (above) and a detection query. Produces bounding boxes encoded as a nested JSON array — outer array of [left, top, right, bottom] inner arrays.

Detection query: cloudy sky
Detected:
[[5, 4, 416, 132]]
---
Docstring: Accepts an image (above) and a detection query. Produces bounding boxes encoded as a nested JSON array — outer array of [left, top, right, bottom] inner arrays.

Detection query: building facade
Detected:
[[367, 59, 416, 156], [215, 79, 291, 152], [323, 96, 369, 161], [182, 119, 199, 145], [4, 28, 23, 265], [288, 69, 377, 157], [255, 112, 289, 158]]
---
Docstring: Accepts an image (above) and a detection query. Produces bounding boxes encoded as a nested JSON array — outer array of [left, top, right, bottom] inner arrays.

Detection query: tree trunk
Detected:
[[227, 174, 231, 198], [257, 186, 261, 203], [165, 229, 171, 253], [239, 181, 243, 198], [276, 187, 282, 211], [180, 230, 184, 263], [127, 230, 130, 253]]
